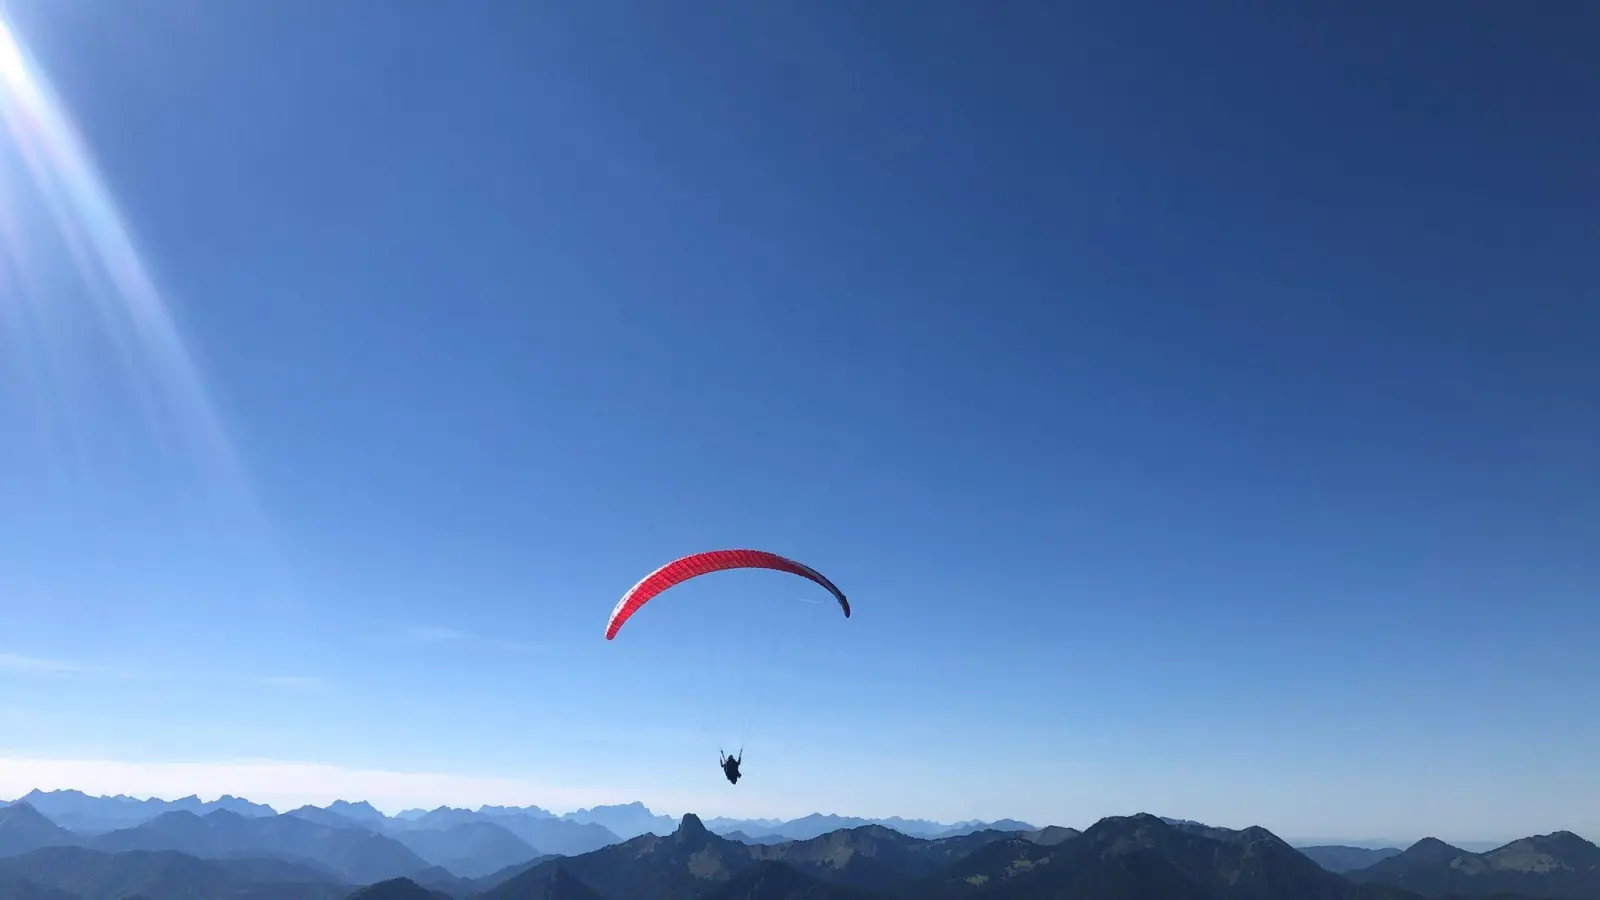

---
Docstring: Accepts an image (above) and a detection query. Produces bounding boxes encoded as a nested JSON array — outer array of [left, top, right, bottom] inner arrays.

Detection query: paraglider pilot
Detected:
[[720, 750, 742, 785]]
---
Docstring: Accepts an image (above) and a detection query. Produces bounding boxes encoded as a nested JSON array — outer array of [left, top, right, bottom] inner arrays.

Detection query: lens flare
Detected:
[[0, 13, 252, 514]]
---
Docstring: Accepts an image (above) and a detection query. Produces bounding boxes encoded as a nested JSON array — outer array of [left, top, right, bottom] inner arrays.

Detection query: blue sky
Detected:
[[0, 1, 1596, 842]]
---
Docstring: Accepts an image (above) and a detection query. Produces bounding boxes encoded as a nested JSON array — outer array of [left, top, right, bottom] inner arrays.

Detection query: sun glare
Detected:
[[0, 11, 254, 516]]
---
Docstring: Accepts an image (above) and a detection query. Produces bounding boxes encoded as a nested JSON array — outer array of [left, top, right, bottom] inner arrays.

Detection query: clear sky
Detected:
[[0, 1, 1596, 844]]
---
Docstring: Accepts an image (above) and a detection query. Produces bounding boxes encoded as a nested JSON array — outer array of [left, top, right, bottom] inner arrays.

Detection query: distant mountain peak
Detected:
[[345, 877, 454, 900], [572, 801, 650, 812], [1100, 811, 1169, 832], [478, 803, 555, 818], [328, 799, 387, 822], [677, 813, 708, 836], [1484, 830, 1600, 872], [1518, 829, 1595, 851], [22, 789, 81, 800], [0, 799, 80, 856], [1237, 824, 1291, 846], [0, 802, 47, 821], [332, 800, 382, 812], [518, 864, 607, 900], [1404, 836, 1469, 860], [1024, 825, 1080, 846]]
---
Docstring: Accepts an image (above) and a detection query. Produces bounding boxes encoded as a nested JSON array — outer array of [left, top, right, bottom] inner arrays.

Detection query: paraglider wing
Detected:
[[605, 549, 849, 640]]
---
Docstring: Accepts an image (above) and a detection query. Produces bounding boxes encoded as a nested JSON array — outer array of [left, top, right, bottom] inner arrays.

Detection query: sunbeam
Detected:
[[0, 13, 254, 517]]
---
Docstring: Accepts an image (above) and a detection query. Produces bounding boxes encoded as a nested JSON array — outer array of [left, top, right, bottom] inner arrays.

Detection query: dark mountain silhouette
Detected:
[[403, 866, 473, 897], [484, 814, 1013, 900], [700, 861, 876, 900], [12, 790, 274, 834], [1349, 831, 1600, 898], [896, 830, 1058, 896], [1300, 845, 1405, 873], [85, 809, 430, 884], [1371, 838, 1476, 872], [389, 821, 542, 878], [471, 864, 608, 900], [3, 789, 1589, 900], [0, 803, 80, 856], [911, 812, 1421, 900], [1162, 818, 1253, 843], [343, 877, 454, 900], [0, 870, 81, 900], [483, 814, 756, 900], [0, 845, 348, 900], [411, 855, 559, 898], [477, 809, 1461, 900], [1020, 826, 1079, 846], [751, 825, 1006, 889]]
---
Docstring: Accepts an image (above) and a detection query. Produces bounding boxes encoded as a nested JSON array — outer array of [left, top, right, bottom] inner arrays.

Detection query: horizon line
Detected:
[[1, 787, 1552, 847], [0, 786, 1020, 829]]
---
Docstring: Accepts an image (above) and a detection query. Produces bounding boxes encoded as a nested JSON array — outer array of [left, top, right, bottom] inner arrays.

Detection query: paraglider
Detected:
[[604, 549, 850, 641], [719, 749, 742, 784], [604, 549, 851, 785]]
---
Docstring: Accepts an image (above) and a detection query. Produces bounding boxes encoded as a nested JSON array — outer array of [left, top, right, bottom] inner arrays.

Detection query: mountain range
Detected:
[[475, 812, 1600, 900], [2, 791, 1034, 846], [3, 789, 1598, 900], [0, 790, 276, 834], [1346, 833, 1600, 898]]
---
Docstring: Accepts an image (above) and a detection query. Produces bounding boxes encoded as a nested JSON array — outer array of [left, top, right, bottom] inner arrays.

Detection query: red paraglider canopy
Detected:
[[605, 549, 850, 640]]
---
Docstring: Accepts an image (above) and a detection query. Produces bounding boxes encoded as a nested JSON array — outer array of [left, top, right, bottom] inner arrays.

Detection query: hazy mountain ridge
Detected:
[[722, 831, 790, 846], [1300, 845, 1406, 873], [82, 808, 432, 884], [386, 822, 542, 879], [12, 790, 275, 833], [0, 805, 80, 857], [1, 791, 1036, 849], [372, 807, 619, 857], [707, 814, 1028, 843], [0, 845, 351, 900], [2, 790, 1594, 900]]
